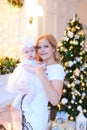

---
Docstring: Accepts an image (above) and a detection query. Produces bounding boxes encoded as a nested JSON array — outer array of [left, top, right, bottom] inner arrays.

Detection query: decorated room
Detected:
[[0, 0, 87, 130]]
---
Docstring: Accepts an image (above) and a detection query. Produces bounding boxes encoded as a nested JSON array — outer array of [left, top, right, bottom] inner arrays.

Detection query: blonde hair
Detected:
[[36, 34, 61, 63]]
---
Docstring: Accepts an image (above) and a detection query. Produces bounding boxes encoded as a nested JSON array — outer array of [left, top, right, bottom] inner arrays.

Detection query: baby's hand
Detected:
[[23, 64, 35, 73]]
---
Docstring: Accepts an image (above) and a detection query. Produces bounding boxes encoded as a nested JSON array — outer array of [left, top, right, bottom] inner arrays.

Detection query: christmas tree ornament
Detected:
[[76, 112, 87, 130]]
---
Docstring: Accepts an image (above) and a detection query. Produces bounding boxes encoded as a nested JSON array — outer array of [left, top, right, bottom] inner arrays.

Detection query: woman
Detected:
[[35, 34, 65, 106], [23, 34, 65, 130]]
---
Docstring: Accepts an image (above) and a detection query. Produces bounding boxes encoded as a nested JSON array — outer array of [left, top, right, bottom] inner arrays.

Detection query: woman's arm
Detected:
[[34, 65, 63, 106]]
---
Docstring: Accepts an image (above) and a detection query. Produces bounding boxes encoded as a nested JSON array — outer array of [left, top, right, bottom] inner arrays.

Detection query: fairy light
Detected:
[[70, 116, 74, 121], [57, 104, 61, 110], [70, 70, 72, 73], [0, 0, 21, 59], [82, 88, 85, 91], [83, 109, 86, 113], [81, 81, 84, 87], [79, 100, 82, 104], [63, 89, 67, 93]]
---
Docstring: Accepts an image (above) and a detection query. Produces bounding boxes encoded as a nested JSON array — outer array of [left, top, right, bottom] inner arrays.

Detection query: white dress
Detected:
[[21, 70, 48, 130], [9, 58, 39, 111], [21, 63, 65, 130], [46, 64, 65, 81]]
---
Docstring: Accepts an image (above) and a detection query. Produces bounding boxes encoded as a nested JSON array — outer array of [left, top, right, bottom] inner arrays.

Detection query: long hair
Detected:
[[35, 34, 61, 63]]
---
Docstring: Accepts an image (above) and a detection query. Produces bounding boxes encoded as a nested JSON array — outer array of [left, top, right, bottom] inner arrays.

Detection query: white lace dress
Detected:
[[21, 63, 65, 130]]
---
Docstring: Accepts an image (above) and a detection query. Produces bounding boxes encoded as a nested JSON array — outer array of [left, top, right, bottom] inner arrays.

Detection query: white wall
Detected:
[[38, 0, 76, 41], [76, 0, 87, 50], [38, 0, 87, 50], [19, 0, 39, 40]]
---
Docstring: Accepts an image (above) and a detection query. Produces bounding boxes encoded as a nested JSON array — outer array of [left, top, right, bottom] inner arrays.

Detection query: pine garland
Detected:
[[0, 57, 20, 74]]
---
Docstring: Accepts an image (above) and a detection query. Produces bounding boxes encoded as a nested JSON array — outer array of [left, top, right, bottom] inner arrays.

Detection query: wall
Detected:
[[19, 0, 39, 40], [38, 0, 76, 41], [38, 0, 87, 50], [76, 0, 87, 50]]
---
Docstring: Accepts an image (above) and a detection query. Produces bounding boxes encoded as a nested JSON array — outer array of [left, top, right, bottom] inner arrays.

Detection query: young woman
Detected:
[[35, 34, 65, 106], [23, 34, 65, 130]]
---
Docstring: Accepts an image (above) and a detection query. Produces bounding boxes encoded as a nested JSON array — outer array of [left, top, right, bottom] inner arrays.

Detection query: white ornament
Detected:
[[75, 80, 80, 85], [74, 68, 80, 76], [76, 57, 81, 62], [68, 31, 73, 38], [76, 112, 87, 130], [68, 61, 73, 67], [63, 36, 69, 41], [77, 105, 82, 111], [82, 92, 86, 97], [71, 100, 75, 104], [61, 98, 68, 104]]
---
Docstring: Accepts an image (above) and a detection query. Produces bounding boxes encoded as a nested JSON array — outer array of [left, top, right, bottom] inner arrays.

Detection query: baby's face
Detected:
[[23, 46, 36, 60]]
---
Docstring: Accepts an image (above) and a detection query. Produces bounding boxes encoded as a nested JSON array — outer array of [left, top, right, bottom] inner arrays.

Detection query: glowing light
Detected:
[[70, 116, 74, 121], [0, 0, 21, 58]]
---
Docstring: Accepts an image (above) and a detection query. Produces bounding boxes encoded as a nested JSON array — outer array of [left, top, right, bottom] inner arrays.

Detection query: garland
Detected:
[[0, 57, 20, 74], [7, 0, 24, 8]]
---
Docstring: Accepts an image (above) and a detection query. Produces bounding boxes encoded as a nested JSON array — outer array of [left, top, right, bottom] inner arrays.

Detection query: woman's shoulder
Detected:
[[46, 64, 65, 81], [46, 64, 64, 71]]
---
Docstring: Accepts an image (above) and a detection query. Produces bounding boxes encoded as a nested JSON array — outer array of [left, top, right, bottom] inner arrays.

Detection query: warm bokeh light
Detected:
[[0, 0, 21, 59]]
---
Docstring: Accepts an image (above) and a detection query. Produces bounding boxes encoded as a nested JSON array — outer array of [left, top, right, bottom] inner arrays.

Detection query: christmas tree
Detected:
[[57, 14, 87, 121]]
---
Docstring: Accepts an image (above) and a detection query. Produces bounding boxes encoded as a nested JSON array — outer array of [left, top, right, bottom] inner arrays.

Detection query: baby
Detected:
[[7, 37, 39, 112]]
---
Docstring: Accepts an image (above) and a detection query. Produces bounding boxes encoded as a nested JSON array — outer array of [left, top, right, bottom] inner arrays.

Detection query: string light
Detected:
[[0, 0, 21, 58], [70, 116, 74, 121]]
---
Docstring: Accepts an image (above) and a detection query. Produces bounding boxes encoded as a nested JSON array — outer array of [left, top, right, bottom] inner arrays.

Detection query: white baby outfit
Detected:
[[11, 58, 39, 111], [6, 58, 48, 130]]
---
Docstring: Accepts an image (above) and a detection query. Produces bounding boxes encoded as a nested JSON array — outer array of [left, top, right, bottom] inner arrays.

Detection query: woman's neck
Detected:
[[45, 58, 57, 66]]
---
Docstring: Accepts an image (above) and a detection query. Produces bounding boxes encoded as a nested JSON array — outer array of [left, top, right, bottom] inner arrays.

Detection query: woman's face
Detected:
[[37, 39, 55, 63]]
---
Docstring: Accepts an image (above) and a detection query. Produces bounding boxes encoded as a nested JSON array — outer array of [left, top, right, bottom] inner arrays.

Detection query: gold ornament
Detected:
[[7, 0, 24, 8]]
